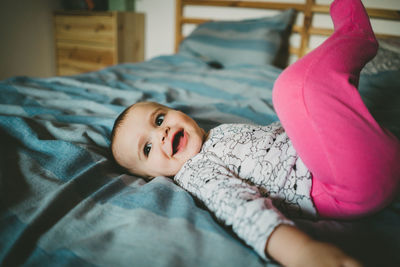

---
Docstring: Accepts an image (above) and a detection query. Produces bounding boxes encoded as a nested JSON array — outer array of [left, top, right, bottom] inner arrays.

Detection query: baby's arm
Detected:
[[175, 155, 294, 260], [265, 225, 362, 267]]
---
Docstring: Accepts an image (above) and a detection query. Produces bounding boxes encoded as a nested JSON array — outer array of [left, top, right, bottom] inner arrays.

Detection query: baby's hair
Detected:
[[109, 103, 136, 172], [110, 105, 132, 146]]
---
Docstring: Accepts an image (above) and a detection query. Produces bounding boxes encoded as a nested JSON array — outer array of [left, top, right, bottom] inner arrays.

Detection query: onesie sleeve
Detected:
[[174, 152, 294, 260]]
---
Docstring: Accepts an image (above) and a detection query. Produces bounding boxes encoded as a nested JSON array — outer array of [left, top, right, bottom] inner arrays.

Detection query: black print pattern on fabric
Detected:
[[174, 122, 317, 259]]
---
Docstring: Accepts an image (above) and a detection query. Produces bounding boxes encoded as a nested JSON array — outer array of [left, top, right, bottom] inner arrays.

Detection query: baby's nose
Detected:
[[160, 127, 169, 142]]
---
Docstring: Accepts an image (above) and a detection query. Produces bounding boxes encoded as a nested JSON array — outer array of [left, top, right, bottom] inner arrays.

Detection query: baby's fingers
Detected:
[[342, 257, 363, 267]]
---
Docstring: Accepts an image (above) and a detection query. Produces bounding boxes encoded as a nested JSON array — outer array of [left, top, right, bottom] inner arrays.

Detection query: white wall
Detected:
[[136, 0, 175, 60], [136, 0, 400, 60], [0, 0, 62, 80]]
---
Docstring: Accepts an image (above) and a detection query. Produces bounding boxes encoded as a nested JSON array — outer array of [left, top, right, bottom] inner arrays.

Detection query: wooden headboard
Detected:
[[175, 0, 400, 58]]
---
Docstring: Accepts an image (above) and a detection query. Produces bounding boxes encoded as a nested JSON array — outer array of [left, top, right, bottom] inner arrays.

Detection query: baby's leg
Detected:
[[272, 0, 400, 219]]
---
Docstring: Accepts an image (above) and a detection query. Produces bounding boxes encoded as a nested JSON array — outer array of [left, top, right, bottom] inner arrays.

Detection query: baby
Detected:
[[111, 0, 400, 266], [111, 101, 206, 178]]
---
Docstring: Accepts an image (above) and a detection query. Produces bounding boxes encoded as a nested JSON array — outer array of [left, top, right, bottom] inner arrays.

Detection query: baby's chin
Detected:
[[145, 163, 184, 179], [145, 145, 202, 178]]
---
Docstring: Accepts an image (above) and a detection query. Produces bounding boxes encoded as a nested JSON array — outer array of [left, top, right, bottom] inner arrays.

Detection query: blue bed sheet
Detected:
[[1, 53, 399, 267]]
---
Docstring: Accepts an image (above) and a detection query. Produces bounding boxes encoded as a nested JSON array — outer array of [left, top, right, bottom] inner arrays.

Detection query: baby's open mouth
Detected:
[[172, 130, 185, 155]]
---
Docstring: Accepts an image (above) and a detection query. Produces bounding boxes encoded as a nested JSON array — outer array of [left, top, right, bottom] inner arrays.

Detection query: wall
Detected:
[[0, 0, 62, 80], [137, 0, 400, 61], [136, 0, 175, 60]]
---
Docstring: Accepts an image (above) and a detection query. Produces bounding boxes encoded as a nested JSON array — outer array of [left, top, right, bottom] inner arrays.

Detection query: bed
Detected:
[[1, 0, 400, 266]]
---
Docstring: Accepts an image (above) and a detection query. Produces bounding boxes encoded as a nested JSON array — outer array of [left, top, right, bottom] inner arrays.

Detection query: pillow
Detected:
[[178, 9, 295, 68]]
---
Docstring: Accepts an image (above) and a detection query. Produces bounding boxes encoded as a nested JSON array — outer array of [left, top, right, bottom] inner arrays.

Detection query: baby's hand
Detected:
[[295, 240, 362, 267], [265, 225, 362, 267]]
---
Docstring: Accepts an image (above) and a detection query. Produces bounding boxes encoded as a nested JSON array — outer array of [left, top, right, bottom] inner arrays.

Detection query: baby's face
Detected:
[[112, 102, 206, 178]]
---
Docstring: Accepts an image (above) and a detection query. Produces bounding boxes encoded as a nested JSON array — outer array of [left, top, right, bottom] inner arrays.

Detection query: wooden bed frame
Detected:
[[175, 0, 400, 58]]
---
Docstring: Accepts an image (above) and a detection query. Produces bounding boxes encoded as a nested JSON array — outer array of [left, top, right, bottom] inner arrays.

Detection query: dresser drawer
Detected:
[[54, 11, 145, 75], [55, 14, 115, 45], [57, 41, 115, 75]]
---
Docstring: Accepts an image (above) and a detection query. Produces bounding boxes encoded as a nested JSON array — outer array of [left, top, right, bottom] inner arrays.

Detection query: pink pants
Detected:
[[272, 0, 400, 219]]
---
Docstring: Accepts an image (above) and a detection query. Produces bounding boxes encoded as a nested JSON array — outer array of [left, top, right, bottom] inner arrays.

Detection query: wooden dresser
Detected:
[[54, 11, 145, 76]]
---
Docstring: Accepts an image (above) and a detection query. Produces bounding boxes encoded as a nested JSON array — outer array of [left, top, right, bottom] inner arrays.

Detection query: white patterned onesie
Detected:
[[174, 122, 317, 260]]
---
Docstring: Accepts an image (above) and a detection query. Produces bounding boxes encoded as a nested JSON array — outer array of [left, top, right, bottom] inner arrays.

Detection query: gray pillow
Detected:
[[179, 9, 295, 68]]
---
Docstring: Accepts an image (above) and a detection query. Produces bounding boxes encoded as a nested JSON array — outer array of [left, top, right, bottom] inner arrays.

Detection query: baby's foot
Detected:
[[330, 0, 375, 40]]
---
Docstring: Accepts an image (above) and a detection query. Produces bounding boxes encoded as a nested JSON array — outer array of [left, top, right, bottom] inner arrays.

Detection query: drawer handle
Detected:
[[95, 24, 105, 32], [96, 56, 102, 63], [68, 48, 78, 58], [64, 24, 71, 31]]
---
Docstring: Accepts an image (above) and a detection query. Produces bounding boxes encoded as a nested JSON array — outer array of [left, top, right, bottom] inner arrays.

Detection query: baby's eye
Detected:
[[144, 143, 152, 157], [155, 114, 164, 126]]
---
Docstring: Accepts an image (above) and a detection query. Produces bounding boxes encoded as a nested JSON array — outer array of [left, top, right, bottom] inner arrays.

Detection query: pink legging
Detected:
[[272, 0, 400, 219]]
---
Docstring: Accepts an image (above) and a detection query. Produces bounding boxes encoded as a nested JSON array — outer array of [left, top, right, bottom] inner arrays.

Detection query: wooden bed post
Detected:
[[299, 0, 314, 58], [175, 0, 184, 53]]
